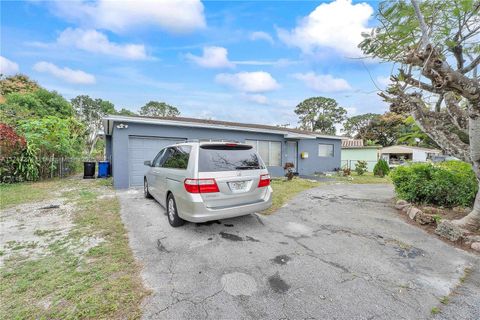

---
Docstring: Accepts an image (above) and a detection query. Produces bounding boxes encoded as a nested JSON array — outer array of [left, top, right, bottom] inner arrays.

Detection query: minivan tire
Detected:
[[167, 194, 185, 227], [144, 178, 153, 199]]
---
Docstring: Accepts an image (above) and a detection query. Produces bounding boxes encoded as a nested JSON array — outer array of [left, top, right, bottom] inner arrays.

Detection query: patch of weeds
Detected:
[[398, 283, 410, 289], [432, 214, 442, 224], [431, 307, 440, 315], [9, 241, 38, 251], [389, 239, 412, 250], [34, 229, 56, 236], [0, 251, 4, 256], [459, 267, 472, 284], [96, 178, 113, 187], [79, 190, 97, 201], [439, 296, 449, 304], [335, 172, 391, 184]]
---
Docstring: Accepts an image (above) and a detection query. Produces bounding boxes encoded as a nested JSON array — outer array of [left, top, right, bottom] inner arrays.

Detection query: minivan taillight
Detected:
[[258, 174, 270, 187], [184, 178, 219, 193]]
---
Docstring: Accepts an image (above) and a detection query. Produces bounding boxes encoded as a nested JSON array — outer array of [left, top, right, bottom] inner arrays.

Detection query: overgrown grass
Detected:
[[0, 179, 148, 319], [334, 172, 391, 184], [262, 177, 322, 215]]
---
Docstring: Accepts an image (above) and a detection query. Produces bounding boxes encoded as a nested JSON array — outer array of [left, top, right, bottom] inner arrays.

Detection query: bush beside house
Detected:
[[390, 161, 478, 208], [373, 159, 390, 177]]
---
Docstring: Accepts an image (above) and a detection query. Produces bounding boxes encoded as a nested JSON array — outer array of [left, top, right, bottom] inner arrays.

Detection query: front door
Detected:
[[286, 141, 298, 172]]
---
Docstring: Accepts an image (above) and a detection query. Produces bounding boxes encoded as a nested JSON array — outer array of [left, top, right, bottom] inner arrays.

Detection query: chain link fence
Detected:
[[341, 160, 378, 172], [0, 157, 88, 183]]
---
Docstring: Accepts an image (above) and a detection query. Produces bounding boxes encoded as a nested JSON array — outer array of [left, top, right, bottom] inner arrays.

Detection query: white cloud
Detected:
[[233, 58, 300, 67], [277, 0, 373, 57], [215, 71, 280, 93], [293, 72, 351, 92], [185, 46, 234, 68], [250, 31, 274, 44], [244, 94, 269, 105], [33, 61, 96, 84], [376, 76, 391, 87], [0, 56, 19, 75], [52, 0, 206, 34], [57, 28, 147, 60]]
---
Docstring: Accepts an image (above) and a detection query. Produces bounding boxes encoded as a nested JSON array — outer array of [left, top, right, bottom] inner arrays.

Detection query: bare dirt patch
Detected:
[[0, 198, 75, 266]]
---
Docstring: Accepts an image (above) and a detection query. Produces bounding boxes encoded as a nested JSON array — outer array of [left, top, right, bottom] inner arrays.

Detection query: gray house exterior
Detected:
[[103, 115, 342, 189]]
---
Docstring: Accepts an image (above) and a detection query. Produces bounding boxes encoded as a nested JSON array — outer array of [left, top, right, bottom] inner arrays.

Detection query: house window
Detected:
[[245, 140, 281, 166], [318, 144, 334, 157]]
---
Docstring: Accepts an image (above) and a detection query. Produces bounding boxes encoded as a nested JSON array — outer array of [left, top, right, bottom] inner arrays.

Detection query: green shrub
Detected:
[[390, 161, 478, 207], [354, 160, 368, 175], [373, 159, 390, 177]]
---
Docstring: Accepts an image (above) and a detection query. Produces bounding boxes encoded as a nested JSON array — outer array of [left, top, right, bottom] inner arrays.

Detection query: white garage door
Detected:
[[128, 136, 185, 187]]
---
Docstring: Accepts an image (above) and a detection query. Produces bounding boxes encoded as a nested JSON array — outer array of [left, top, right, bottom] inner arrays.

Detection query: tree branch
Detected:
[[381, 88, 470, 161], [397, 70, 443, 94], [410, 0, 430, 49], [460, 55, 480, 74], [444, 92, 469, 134], [405, 45, 480, 102]]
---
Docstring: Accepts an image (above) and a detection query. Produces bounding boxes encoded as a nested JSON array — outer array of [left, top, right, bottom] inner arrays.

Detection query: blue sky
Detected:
[[1, 0, 393, 128]]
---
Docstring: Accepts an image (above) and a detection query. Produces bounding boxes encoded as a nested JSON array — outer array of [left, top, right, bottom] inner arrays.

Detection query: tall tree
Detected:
[[115, 108, 137, 116], [139, 101, 180, 117], [343, 113, 381, 139], [71, 95, 115, 157], [294, 97, 347, 135], [360, 0, 480, 229], [360, 112, 405, 146], [0, 74, 39, 97]]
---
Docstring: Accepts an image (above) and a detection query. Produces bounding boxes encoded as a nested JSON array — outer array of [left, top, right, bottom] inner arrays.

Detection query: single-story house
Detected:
[[341, 139, 381, 172], [102, 115, 342, 188], [379, 145, 441, 166]]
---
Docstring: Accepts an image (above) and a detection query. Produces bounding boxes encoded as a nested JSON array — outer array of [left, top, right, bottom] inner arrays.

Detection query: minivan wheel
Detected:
[[144, 179, 153, 199], [167, 194, 185, 227]]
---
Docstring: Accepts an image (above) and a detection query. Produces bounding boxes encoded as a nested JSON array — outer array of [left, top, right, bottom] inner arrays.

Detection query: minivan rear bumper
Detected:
[[178, 186, 272, 222]]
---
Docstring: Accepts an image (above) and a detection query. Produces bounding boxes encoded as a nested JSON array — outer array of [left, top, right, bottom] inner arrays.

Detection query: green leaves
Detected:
[[359, 0, 479, 64], [139, 101, 180, 117], [294, 97, 346, 135], [390, 161, 478, 207], [17, 116, 84, 158]]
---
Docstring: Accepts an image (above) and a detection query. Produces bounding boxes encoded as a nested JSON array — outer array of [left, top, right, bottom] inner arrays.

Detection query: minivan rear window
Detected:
[[198, 145, 264, 172]]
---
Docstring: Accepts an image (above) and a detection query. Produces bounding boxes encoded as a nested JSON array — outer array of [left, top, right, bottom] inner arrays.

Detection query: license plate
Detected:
[[229, 181, 247, 191]]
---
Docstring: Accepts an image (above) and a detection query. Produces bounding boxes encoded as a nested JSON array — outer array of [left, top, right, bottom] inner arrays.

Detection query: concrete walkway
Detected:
[[117, 184, 479, 320]]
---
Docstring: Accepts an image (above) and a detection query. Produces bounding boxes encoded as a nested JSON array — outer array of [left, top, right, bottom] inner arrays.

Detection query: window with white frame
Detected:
[[318, 144, 334, 157], [245, 140, 281, 166]]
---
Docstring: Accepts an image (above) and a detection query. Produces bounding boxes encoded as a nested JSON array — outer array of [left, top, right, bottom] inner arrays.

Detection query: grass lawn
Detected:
[[334, 172, 391, 184], [0, 178, 148, 319], [0, 179, 68, 210], [262, 177, 322, 215]]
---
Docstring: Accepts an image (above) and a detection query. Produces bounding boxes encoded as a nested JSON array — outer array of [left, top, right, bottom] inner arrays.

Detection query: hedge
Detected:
[[389, 161, 478, 208]]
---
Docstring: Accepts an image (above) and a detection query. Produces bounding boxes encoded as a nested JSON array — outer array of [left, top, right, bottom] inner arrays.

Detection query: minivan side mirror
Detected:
[[144, 160, 152, 167]]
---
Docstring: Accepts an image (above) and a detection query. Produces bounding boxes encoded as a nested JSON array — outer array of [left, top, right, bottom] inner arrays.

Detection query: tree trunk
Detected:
[[452, 104, 480, 231]]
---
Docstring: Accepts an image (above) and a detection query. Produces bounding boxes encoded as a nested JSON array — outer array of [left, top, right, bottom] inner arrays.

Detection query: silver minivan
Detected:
[[143, 141, 272, 227]]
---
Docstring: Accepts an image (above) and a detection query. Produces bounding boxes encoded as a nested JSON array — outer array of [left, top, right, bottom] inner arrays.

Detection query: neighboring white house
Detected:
[[379, 145, 441, 166]]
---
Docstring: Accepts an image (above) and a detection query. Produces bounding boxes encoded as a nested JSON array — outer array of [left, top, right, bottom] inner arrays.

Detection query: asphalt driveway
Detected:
[[117, 184, 479, 320]]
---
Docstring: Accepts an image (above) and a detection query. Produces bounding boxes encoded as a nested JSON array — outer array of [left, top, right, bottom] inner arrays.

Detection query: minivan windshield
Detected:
[[198, 144, 264, 172]]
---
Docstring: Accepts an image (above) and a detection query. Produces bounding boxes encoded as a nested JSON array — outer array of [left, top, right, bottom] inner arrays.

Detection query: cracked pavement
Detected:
[[117, 184, 479, 320]]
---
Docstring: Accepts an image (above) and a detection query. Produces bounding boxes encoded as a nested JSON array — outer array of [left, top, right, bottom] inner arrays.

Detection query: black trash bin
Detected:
[[83, 161, 96, 179]]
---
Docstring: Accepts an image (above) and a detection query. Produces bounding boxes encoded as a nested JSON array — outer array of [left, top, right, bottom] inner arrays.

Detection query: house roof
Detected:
[[102, 114, 343, 140], [342, 139, 363, 148], [380, 145, 441, 154], [341, 139, 381, 149]]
